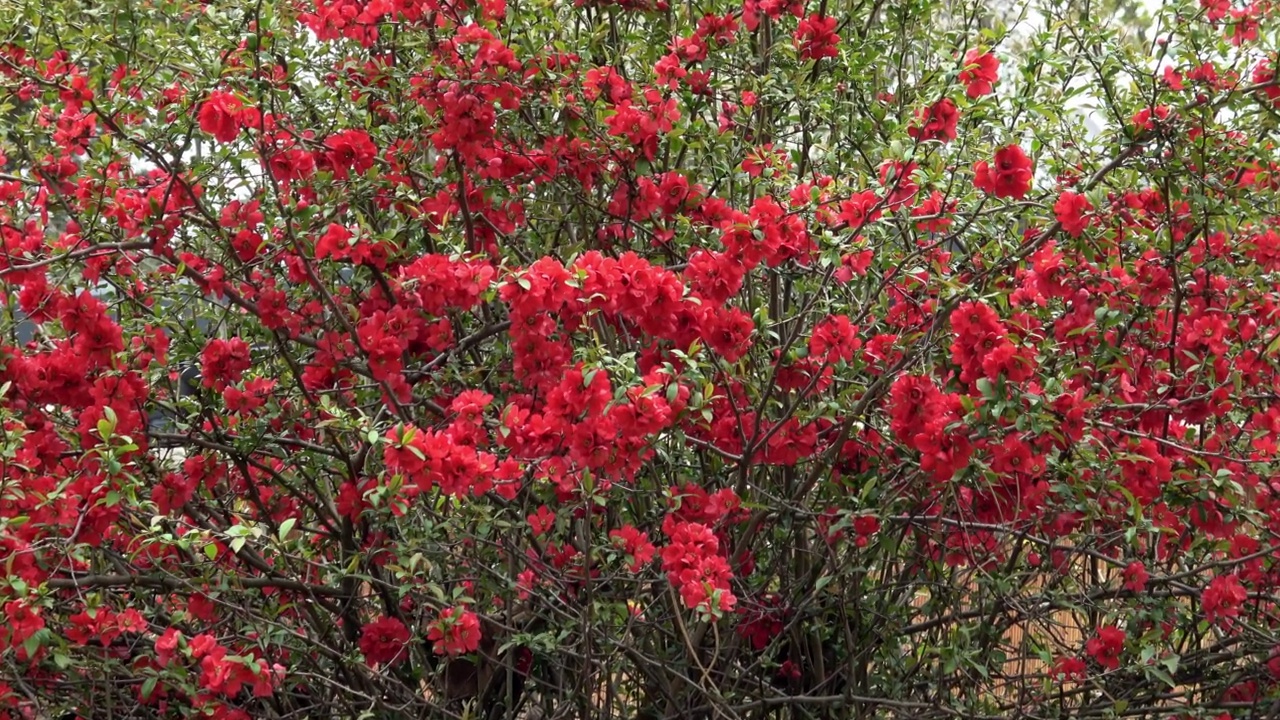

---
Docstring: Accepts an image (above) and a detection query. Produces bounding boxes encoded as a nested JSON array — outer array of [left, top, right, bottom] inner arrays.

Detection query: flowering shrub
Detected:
[[1, 0, 1280, 717]]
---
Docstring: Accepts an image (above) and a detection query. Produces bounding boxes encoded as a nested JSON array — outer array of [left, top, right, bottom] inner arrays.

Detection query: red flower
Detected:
[[1054, 191, 1093, 237], [201, 337, 252, 391], [1252, 60, 1280, 108], [685, 250, 746, 304], [189, 632, 219, 659], [1122, 561, 1149, 593], [960, 48, 1000, 98], [1227, 7, 1258, 46], [974, 145, 1033, 199], [1085, 626, 1126, 670], [427, 607, 482, 657], [223, 377, 276, 414], [838, 190, 883, 230], [359, 616, 411, 665], [879, 160, 919, 207], [1118, 439, 1173, 506], [736, 594, 788, 651], [851, 514, 879, 547], [314, 223, 355, 262], [1203, 574, 1248, 626], [794, 14, 840, 61], [1201, 0, 1228, 21], [1051, 656, 1087, 683], [152, 470, 196, 515], [1131, 105, 1171, 131], [2, 601, 44, 648], [324, 129, 378, 180], [528, 505, 556, 536], [809, 314, 861, 363], [198, 90, 243, 143], [610, 525, 657, 571], [155, 628, 183, 666], [991, 434, 1043, 478], [913, 191, 956, 233], [583, 67, 632, 104], [908, 98, 959, 143], [698, 305, 755, 362], [888, 374, 942, 444], [835, 249, 874, 282], [199, 646, 243, 694]]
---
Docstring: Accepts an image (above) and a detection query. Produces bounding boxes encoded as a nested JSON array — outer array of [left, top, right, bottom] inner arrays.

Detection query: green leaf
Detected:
[[23, 631, 41, 657], [278, 518, 297, 541], [1145, 664, 1176, 688]]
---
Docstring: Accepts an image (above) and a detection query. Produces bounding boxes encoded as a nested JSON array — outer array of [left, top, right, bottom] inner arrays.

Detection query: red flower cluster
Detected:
[[1117, 438, 1172, 507], [887, 375, 973, 485], [809, 314, 862, 364], [6, 0, 1280, 715], [959, 48, 1000, 98], [382, 423, 498, 500], [1053, 191, 1094, 237], [322, 128, 378, 180], [1203, 574, 1248, 627], [1122, 562, 1149, 592], [950, 300, 1036, 389], [661, 516, 735, 616], [908, 98, 959, 143], [190, 633, 280, 699], [198, 90, 244, 143], [0, 601, 43, 653], [1085, 626, 1126, 670], [609, 525, 657, 572], [794, 14, 840, 61], [736, 593, 789, 651], [200, 338, 252, 391], [974, 145, 1033, 199], [426, 607, 482, 657], [837, 189, 883, 231]]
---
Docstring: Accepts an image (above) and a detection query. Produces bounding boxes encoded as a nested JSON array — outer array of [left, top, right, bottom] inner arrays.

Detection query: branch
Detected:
[[0, 241, 152, 278], [45, 572, 349, 597]]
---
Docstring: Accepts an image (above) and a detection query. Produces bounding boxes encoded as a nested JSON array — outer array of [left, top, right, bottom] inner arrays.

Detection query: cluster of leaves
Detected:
[[2, 0, 1280, 717]]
